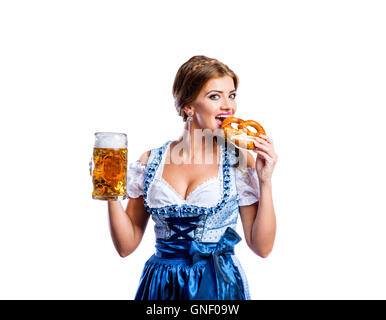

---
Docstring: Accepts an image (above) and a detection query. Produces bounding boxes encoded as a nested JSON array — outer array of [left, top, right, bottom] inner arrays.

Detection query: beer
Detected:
[[92, 132, 128, 200]]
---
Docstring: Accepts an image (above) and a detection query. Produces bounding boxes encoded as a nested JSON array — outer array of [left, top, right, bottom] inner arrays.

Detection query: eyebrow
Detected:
[[206, 89, 236, 95]]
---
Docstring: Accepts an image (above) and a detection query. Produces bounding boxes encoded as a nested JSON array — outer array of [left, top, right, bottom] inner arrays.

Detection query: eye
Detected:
[[230, 93, 237, 99], [209, 94, 220, 100]]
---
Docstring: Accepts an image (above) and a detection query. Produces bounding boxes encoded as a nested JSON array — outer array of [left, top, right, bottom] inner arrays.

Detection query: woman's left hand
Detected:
[[252, 134, 278, 183]]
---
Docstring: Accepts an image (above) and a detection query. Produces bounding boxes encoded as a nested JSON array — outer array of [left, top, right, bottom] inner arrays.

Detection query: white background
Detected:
[[1, 0, 385, 299]]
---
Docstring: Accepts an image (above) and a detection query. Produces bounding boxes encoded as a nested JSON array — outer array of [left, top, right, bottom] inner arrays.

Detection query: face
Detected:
[[188, 76, 237, 131]]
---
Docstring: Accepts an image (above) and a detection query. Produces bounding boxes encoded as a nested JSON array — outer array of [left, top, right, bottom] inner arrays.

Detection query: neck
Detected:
[[175, 121, 219, 164]]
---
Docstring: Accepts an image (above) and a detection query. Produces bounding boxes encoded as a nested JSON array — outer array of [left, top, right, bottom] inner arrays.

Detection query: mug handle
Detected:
[[89, 156, 94, 177]]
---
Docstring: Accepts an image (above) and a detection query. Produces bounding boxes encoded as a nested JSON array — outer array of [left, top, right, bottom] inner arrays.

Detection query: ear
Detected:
[[183, 105, 194, 116]]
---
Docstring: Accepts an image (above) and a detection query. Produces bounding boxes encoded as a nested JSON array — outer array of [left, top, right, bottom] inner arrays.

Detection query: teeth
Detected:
[[216, 114, 231, 120]]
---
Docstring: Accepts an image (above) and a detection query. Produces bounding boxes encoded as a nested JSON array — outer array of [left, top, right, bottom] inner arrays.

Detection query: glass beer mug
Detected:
[[91, 132, 128, 200]]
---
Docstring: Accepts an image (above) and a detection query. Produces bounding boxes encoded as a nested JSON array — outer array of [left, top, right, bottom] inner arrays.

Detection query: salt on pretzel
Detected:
[[221, 117, 266, 149]]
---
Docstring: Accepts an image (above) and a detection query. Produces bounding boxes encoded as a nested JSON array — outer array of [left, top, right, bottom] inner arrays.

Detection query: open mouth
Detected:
[[215, 114, 232, 126]]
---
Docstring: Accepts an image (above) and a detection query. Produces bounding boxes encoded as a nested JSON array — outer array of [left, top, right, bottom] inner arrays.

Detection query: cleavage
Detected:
[[161, 142, 220, 201]]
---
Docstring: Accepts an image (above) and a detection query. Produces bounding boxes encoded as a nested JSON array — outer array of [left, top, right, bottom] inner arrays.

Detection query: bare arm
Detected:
[[239, 181, 276, 258], [239, 150, 277, 258], [107, 151, 151, 258]]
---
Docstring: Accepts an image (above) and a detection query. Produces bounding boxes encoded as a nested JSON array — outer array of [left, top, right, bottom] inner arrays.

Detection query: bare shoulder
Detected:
[[138, 150, 151, 166]]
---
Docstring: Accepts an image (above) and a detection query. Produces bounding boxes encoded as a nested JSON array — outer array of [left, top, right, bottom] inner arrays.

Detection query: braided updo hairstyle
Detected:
[[172, 55, 239, 122]]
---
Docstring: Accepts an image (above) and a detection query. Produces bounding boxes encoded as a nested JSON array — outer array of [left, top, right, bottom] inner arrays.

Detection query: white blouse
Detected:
[[126, 160, 260, 208]]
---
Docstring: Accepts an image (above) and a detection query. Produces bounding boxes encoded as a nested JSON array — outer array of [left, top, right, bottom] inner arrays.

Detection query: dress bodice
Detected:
[[137, 140, 257, 242]]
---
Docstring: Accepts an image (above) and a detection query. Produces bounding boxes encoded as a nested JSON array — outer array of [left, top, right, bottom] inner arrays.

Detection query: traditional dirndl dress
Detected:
[[126, 140, 261, 300]]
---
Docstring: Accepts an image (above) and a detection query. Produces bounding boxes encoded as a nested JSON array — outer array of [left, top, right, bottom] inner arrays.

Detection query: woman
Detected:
[[107, 55, 278, 300]]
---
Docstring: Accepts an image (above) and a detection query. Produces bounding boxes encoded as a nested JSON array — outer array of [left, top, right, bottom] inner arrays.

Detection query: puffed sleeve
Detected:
[[236, 168, 260, 206], [126, 160, 145, 198]]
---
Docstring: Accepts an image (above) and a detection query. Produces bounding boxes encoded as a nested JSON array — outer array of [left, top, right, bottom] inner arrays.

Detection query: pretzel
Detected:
[[221, 117, 266, 149]]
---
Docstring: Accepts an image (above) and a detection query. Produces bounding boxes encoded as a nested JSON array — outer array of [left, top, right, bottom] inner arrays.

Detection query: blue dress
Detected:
[[133, 140, 256, 300]]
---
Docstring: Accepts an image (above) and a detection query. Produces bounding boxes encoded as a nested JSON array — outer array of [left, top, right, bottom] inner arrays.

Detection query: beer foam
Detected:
[[94, 132, 127, 148]]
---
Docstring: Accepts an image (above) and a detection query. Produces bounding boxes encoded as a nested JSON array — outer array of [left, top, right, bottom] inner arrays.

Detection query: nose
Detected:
[[220, 98, 235, 113]]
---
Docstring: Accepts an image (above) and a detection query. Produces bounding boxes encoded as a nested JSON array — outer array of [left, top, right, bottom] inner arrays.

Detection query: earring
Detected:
[[185, 112, 193, 163]]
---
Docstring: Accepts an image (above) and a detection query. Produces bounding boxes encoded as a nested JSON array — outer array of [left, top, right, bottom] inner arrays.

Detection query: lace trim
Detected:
[[143, 140, 232, 217]]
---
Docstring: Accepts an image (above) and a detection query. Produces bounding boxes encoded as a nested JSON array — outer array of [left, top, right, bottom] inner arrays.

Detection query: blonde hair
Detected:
[[172, 55, 239, 121]]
